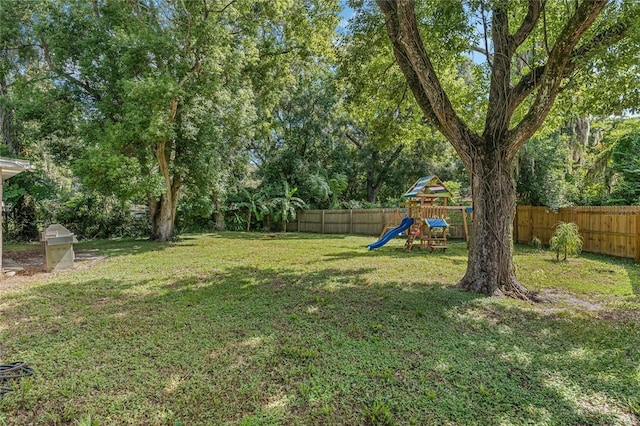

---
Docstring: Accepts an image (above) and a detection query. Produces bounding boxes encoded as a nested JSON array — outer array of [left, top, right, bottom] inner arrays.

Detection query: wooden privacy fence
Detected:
[[515, 206, 640, 261], [287, 206, 640, 262], [289, 208, 471, 239]]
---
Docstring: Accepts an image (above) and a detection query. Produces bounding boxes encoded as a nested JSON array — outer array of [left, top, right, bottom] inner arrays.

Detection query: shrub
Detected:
[[530, 236, 542, 249], [549, 222, 583, 261]]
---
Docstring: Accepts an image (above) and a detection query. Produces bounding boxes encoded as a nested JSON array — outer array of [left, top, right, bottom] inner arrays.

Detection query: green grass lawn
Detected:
[[1, 233, 639, 425]]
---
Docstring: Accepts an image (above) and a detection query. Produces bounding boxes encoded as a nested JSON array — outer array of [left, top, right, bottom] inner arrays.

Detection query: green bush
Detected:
[[47, 193, 149, 240], [549, 222, 583, 261], [530, 236, 542, 249]]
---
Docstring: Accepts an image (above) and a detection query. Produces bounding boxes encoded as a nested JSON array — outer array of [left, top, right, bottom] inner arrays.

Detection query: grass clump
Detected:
[[362, 398, 394, 425]]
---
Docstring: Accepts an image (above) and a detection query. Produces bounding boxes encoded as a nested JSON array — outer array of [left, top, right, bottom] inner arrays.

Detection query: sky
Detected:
[[337, 1, 355, 35]]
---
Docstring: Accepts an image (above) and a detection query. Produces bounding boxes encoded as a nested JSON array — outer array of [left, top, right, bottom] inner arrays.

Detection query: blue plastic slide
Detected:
[[367, 217, 414, 251]]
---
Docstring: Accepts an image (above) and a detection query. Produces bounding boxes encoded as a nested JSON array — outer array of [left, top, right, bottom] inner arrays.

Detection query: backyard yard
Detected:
[[0, 233, 638, 425]]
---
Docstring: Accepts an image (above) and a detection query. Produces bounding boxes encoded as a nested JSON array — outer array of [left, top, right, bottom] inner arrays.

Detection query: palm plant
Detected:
[[271, 182, 306, 232], [549, 222, 583, 261], [238, 189, 269, 232], [328, 174, 348, 209]]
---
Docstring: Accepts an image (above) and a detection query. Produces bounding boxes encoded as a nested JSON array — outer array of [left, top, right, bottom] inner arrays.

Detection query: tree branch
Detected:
[[345, 131, 363, 150], [506, 0, 608, 160], [471, 45, 493, 62], [513, 0, 544, 47], [484, 3, 514, 141], [511, 16, 633, 110], [374, 144, 404, 188], [376, 0, 474, 167], [216, 0, 236, 15], [480, 3, 492, 68]]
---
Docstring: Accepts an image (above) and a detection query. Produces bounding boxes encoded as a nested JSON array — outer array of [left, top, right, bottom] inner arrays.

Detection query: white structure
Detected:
[[41, 224, 78, 271], [0, 158, 32, 273]]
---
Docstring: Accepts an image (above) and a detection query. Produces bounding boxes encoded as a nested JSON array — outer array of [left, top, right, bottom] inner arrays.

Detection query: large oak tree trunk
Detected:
[[457, 148, 531, 299]]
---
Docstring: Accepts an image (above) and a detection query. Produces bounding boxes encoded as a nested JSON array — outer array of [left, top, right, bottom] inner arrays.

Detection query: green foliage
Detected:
[[2, 170, 58, 241], [549, 222, 583, 262], [514, 117, 640, 209], [336, 4, 467, 203], [609, 129, 640, 205], [225, 211, 247, 232], [49, 192, 149, 240], [237, 189, 270, 232], [5, 0, 341, 240], [175, 194, 216, 233], [516, 134, 572, 209], [328, 173, 348, 208], [530, 236, 542, 250], [270, 182, 307, 232]]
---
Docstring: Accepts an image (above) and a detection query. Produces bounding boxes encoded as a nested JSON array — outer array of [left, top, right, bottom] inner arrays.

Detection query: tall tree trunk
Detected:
[[212, 189, 226, 231], [366, 150, 381, 203], [365, 145, 404, 203], [150, 193, 176, 241], [366, 174, 381, 203], [456, 148, 531, 299], [150, 141, 180, 241], [0, 77, 20, 153]]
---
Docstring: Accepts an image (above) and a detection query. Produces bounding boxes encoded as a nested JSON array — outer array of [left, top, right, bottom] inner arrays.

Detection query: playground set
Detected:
[[367, 175, 471, 251]]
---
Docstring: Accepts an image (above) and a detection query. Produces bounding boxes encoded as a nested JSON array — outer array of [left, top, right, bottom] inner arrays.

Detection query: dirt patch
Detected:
[[0, 248, 107, 293], [541, 290, 605, 312], [532, 290, 640, 326]]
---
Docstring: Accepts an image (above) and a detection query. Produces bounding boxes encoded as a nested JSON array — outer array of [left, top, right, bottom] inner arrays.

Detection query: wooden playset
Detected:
[[367, 175, 471, 251], [402, 176, 451, 251]]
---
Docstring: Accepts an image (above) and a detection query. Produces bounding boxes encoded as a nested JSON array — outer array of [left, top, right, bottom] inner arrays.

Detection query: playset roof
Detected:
[[403, 175, 451, 198]]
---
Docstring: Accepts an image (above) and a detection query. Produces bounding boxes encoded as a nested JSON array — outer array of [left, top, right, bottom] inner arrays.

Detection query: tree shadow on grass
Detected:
[[75, 238, 174, 258], [319, 243, 469, 262], [199, 231, 348, 241], [623, 262, 640, 297], [1, 263, 639, 425]]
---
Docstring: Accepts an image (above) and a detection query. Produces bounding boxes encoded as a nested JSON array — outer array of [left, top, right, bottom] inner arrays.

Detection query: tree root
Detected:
[[457, 277, 547, 303]]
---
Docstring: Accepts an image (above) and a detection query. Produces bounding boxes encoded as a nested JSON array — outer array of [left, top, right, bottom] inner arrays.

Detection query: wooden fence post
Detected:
[[636, 210, 640, 263], [349, 209, 353, 234], [297, 211, 301, 232], [321, 210, 325, 234], [529, 207, 534, 243]]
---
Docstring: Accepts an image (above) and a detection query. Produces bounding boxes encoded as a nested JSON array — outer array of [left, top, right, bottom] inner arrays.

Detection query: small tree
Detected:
[[549, 222, 583, 261], [271, 182, 306, 232], [238, 189, 269, 232]]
